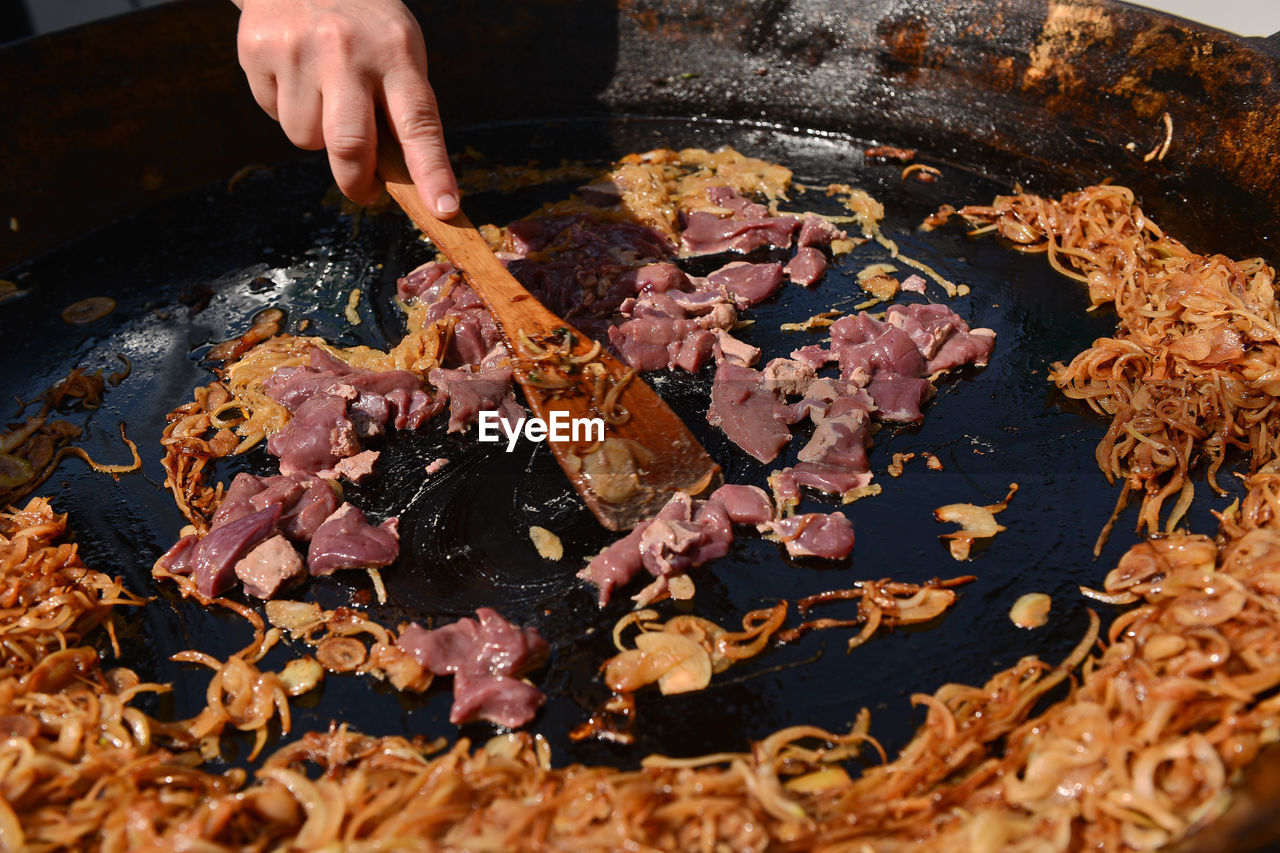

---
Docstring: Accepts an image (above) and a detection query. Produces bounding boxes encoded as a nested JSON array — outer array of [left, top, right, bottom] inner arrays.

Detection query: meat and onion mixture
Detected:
[[11, 126, 1274, 852], [156, 146, 993, 609]]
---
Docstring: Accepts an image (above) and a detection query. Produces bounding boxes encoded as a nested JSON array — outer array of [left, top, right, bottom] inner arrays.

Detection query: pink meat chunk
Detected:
[[669, 290, 739, 329], [161, 471, 342, 596], [925, 328, 997, 373], [761, 512, 856, 559], [705, 262, 785, 306], [265, 348, 437, 430], [449, 315, 496, 366], [797, 399, 872, 472], [191, 504, 282, 598], [235, 534, 305, 599], [787, 377, 872, 425], [427, 365, 525, 433], [266, 393, 360, 478], [248, 475, 307, 514], [768, 468, 802, 514], [579, 492, 735, 606], [773, 391, 877, 501], [211, 472, 270, 528], [706, 185, 770, 218], [624, 290, 687, 319], [834, 323, 926, 381], [761, 357, 818, 397], [796, 213, 847, 248], [157, 533, 198, 575], [790, 344, 835, 370], [213, 472, 320, 533], [280, 476, 341, 542], [637, 494, 732, 578], [779, 462, 875, 497], [617, 262, 691, 295], [397, 608, 549, 728], [784, 246, 828, 286], [867, 375, 933, 422], [396, 260, 456, 302], [900, 274, 927, 293], [707, 363, 792, 463], [712, 329, 761, 367], [638, 518, 703, 577], [681, 211, 799, 255], [417, 281, 506, 368], [448, 672, 547, 727], [306, 503, 400, 576], [400, 608, 548, 677], [782, 303, 995, 429], [608, 317, 716, 372], [708, 484, 774, 525], [884, 302, 970, 359], [333, 449, 380, 483], [754, 302, 995, 502], [578, 523, 650, 607]]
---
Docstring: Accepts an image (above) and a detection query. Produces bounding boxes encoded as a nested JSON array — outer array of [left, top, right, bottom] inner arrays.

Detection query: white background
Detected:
[[1129, 0, 1280, 37]]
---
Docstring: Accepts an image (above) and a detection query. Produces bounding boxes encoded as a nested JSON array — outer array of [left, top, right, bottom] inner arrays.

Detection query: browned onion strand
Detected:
[[0, 366, 142, 509], [956, 186, 1279, 547], [23, 499, 1271, 852], [778, 576, 975, 648]]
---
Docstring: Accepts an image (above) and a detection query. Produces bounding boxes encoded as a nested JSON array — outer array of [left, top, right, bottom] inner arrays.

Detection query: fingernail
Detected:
[[436, 193, 459, 216]]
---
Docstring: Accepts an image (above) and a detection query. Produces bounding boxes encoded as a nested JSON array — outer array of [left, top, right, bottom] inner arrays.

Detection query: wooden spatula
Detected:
[[378, 144, 721, 531]]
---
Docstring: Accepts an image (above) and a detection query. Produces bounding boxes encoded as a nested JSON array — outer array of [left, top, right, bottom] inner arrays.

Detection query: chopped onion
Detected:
[[934, 502, 1005, 539], [1009, 592, 1051, 629], [315, 636, 368, 673], [528, 525, 564, 560], [61, 296, 115, 324], [278, 657, 324, 696]]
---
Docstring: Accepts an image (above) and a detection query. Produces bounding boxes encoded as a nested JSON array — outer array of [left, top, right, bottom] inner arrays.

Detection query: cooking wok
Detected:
[[1, 0, 1278, 848]]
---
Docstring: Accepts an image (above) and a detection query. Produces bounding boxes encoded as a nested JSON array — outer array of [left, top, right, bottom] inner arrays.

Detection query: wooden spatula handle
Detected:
[[379, 148, 577, 343]]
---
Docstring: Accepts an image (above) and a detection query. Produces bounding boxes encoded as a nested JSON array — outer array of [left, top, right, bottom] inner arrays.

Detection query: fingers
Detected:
[[241, 68, 281, 122], [233, 0, 457, 214], [236, 22, 281, 121], [384, 76, 459, 219], [238, 11, 322, 150], [275, 78, 325, 151], [323, 83, 381, 205]]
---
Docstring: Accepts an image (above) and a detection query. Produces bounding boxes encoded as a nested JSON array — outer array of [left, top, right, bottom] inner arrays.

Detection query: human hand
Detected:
[[232, 0, 459, 218]]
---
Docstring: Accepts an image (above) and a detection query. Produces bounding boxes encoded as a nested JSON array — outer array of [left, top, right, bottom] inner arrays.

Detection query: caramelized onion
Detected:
[[60, 296, 115, 324], [1009, 593, 1051, 629]]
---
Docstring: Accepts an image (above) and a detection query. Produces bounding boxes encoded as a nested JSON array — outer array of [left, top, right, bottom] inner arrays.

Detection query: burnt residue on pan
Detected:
[[4, 0, 1277, 271], [597, 0, 1280, 262]]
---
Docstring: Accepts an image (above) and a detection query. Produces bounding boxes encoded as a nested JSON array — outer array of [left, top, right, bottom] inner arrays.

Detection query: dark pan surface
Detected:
[[0, 115, 1243, 771]]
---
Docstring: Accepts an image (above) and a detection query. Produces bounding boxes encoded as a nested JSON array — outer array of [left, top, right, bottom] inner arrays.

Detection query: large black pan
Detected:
[[1, 0, 1278, 847]]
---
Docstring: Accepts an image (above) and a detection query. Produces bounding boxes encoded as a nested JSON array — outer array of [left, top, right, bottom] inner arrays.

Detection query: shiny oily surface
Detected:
[[0, 117, 1227, 770]]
